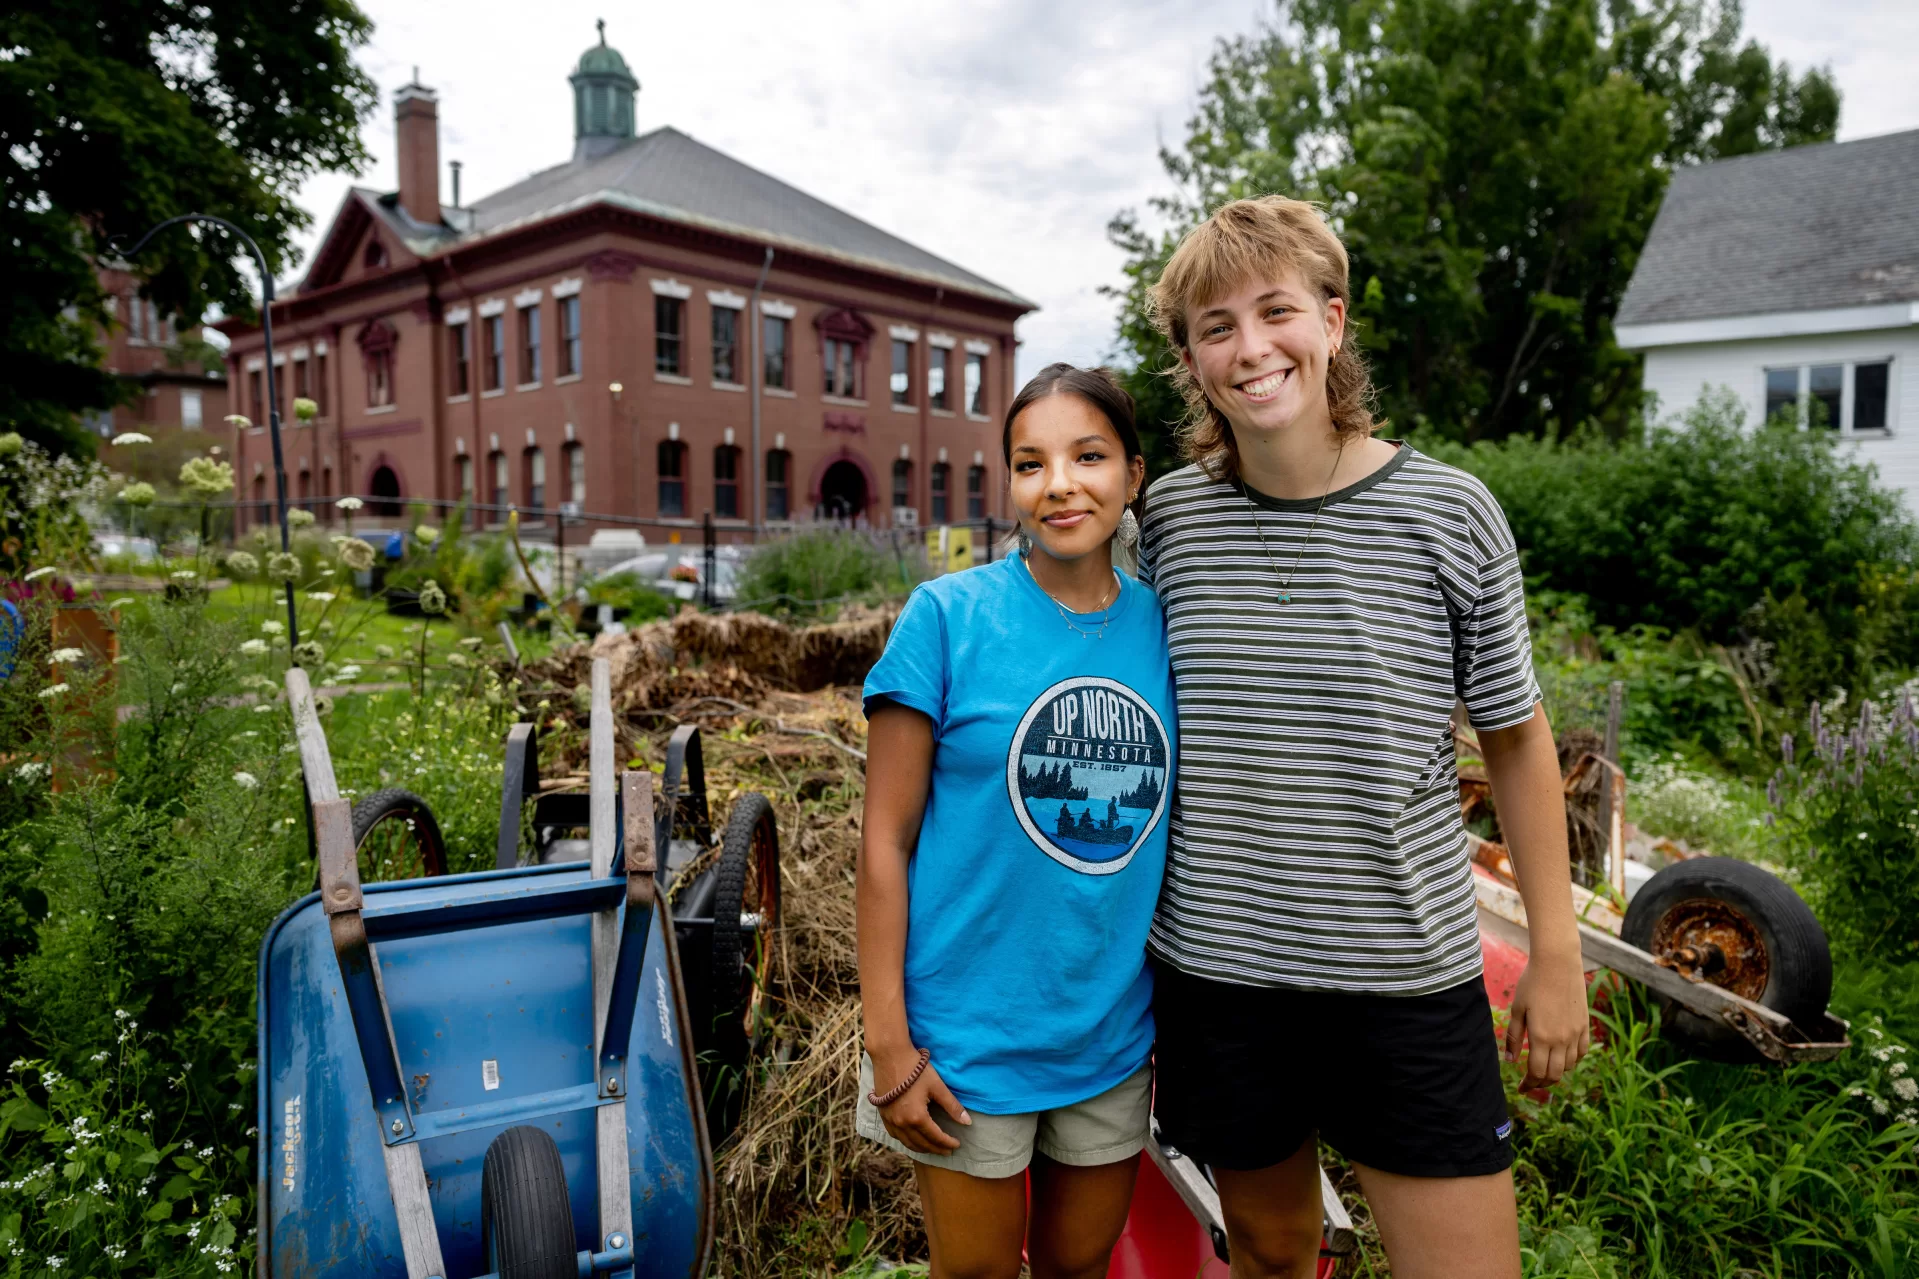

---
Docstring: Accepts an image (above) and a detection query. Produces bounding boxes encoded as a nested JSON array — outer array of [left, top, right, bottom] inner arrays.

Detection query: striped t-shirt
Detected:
[[1138, 443, 1540, 995]]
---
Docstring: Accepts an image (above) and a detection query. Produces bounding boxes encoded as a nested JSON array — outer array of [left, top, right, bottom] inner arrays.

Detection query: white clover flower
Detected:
[[91, 1178, 107, 1193], [1893, 1061, 1910, 1078], [13, 762, 49, 783], [171, 569, 198, 580], [38, 684, 69, 699], [287, 508, 316, 528], [118, 482, 157, 507], [336, 495, 364, 511], [46, 1257, 62, 1271], [260, 620, 285, 636], [50, 647, 84, 663], [232, 772, 259, 790], [306, 591, 336, 603], [1872, 1095, 1891, 1115], [239, 639, 269, 657], [1895, 1076, 1918, 1103], [224, 551, 259, 576], [374, 644, 396, 660], [23, 566, 55, 581], [110, 432, 153, 446]]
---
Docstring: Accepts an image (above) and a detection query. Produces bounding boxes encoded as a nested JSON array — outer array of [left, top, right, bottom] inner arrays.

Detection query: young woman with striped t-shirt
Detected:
[[1136, 196, 1588, 1279]]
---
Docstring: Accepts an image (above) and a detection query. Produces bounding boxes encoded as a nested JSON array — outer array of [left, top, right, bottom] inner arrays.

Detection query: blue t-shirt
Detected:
[[863, 554, 1176, 1113]]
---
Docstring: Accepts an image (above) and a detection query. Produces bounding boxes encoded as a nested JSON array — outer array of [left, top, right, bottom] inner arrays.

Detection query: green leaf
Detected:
[[160, 1174, 195, 1201], [0, 1096, 48, 1136], [144, 1200, 175, 1223]]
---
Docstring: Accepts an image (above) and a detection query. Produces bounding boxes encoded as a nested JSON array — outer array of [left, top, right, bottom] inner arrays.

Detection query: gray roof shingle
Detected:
[[1616, 128, 1919, 328], [352, 126, 1032, 310]]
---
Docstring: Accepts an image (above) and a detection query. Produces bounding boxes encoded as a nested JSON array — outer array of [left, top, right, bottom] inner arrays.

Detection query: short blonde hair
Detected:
[[1147, 196, 1381, 480]]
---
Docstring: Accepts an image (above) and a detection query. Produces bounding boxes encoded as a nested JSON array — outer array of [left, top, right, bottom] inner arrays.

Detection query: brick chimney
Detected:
[[394, 76, 440, 225]]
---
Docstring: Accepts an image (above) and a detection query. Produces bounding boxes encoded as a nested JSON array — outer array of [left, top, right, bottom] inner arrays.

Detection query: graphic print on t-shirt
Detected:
[[1007, 676, 1170, 875]]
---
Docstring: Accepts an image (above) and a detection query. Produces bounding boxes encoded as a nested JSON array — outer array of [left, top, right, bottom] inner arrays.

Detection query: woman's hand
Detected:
[[874, 1050, 970, 1155], [1506, 950, 1590, 1089]]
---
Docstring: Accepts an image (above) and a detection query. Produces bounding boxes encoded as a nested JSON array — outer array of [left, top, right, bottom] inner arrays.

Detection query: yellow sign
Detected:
[[924, 526, 974, 574]]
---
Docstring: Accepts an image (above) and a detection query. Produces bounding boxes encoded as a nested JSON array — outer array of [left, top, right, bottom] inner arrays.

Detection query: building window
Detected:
[[891, 339, 914, 406], [366, 349, 393, 407], [565, 442, 586, 506], [929, 348, 949, 410], [658, 439, 687, 517], [1856, 361, 1892, 433], [248, 369, 263, 423], [485, 314, 505, 391], [931, 463, 951, 524], [489, 450, 509, 512], [275, 361, 289, 422], [892, 459, 911, 511], [763, 316, 789, 389], [712, 306, 741, 384], [1764, 368, 1798, 424], [457, 454, 474, 511], [450, 323, 470, 396], [559, 296, 581, 378], [524, 447, 546, 511], [656, 296, 684, 375], [315, 352, 328, 415], [293, 355, 310, 404], [765, 449, 791, 521], [181, 389, 203, 429], [363, 239, 387, 269], [519, 305, 541, 385], [966, 352, 987, 416], [967, 465, 985, 519], [297, 468, 311, 504], [714, 445, 741, 518], [824, 338, 861, 398]]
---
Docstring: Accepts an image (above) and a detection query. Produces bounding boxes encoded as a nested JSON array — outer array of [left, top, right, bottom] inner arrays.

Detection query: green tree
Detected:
[[1, 2, 377, 453], [1108, 0, 1839, 464]]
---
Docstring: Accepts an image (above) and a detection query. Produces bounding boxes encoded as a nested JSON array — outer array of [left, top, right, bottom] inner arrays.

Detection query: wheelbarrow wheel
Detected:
[[349, 788, 449, 882], [704, 791, 781, 1137], [1621, 856, 1831, 1061], [481, 1126, 578, 1279]]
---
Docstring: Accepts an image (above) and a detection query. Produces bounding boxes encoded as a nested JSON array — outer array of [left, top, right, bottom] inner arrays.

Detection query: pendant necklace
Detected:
[[1026, 553, 1121, 639], [1243, 437, 1347, 606]]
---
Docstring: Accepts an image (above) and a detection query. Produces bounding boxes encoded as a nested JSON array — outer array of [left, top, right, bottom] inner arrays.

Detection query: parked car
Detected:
[[595, 546, 744, 603]]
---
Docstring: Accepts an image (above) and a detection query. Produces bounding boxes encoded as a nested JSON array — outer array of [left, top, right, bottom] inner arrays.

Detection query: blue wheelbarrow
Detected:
[[258, 659, 713, 1278]]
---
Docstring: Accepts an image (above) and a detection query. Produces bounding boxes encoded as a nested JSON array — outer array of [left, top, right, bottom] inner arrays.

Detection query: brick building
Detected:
[[92, 265, 229, 440], [220, 27, 1035, 535]]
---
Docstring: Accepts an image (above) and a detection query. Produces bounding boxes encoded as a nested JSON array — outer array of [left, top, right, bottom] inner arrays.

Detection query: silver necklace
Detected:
[[1243, 439, 1347, 606], [1026, 555, 1121, 639]]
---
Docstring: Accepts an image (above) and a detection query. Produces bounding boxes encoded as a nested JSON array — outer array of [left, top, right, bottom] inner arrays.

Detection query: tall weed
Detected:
[[735, 531, 923, 618]]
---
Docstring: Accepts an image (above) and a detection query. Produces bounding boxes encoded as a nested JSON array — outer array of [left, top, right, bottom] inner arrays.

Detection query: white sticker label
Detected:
[[280, 1094, 302, 1192], [656, 969, 673, 1047], [482, 1059, 500, 1091]]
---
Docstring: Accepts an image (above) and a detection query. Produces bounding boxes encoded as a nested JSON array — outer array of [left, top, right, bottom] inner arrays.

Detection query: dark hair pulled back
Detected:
[[1001, 363, 1146, 516]]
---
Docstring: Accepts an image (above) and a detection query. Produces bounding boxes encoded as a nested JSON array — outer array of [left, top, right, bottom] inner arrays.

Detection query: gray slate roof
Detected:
[[355, 126, 1032, 309], [1616, 127, 1919, 328]]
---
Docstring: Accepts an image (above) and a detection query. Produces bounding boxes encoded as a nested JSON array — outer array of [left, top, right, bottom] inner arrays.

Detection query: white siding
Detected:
[[1641, 324, 1919, 512]]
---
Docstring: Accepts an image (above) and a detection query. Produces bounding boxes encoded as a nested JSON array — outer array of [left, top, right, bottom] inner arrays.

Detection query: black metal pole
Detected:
[[702, 510, 717, 609], [114, 213, 299, 649]]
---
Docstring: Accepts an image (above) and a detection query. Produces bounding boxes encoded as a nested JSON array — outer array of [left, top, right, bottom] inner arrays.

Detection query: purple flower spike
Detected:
[[1767, 775, 1781, 807], [1811, 701, 1823, 737], [1781, 733, 1795, 765]]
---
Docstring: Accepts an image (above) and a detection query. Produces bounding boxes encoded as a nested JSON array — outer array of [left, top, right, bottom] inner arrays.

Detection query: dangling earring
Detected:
[[1017, 526, 1032, 555], [1116, 508, 1140, 553]]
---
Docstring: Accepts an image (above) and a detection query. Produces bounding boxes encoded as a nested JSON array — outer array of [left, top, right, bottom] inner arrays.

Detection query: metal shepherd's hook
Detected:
[[111, 213, 300, 649]]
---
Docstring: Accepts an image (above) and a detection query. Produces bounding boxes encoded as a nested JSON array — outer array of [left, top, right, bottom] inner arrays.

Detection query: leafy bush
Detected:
[[735, 530, 923, 618], [1771, 695, 1919, 964], [583, 571, 674, 623], [1626, 756, 1768, 858], [1419, 392, 1917, 663]]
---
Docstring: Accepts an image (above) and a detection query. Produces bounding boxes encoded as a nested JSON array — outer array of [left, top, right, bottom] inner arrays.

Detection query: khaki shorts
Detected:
[[856, 1055, 1151, 1180]]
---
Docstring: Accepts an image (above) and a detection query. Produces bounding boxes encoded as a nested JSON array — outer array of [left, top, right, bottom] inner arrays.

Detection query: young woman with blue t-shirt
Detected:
[[857, 364, 1175, 1279]]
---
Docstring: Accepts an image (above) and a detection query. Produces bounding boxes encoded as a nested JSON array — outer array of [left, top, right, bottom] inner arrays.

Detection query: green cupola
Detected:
[[570, 20, 638, 161]]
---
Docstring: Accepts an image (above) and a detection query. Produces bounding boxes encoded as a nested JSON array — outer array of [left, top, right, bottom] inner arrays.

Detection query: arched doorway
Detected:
[[369, 465, 402, 516], [818, 459, 867, 521]]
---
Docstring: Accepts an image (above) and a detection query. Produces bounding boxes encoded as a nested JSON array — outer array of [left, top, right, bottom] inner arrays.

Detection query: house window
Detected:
[[1764, 368, 1799, 424], [765, 449, 791, 521], [363, 239, 387, 269], [1808, 364, 1842, 430], [966, 352, 987, 416], [658, 439, 687, 517], [763, 316, 789, 388], [824, 338, 861, 397], [366, 349, 393, 407], [450, 323, 470, 396], [655, 296, 684, 375], [457, 454, 474, 510], [127, 292, 143, 342], [249, 369, 263, 423], [519, 305, 541, 385], [967, 465, 985, 519], [181, 389, 203, 429], [892, 459, 911, 511], [1856, 362, 1891, 434], [485, 315, 505, 391], [565, 442, 586, 505], [315, 352, 328, 415], [712, 306, 741, 384], [559, 296, 581, 378], [930, 462, 951, 524], [891, 339, 913, 406], [929, 348, 949, 410], [714, 445, 741, 518], [524, 447, 545, 511], [489, 451, 509, 512]]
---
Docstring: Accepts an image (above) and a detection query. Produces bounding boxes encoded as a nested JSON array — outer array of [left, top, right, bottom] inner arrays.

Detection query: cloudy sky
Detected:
[[286, 0, 1919, 382]]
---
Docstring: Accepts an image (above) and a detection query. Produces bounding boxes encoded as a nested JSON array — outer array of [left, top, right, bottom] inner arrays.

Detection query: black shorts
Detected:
[[1151, 960, 1514, 1178]]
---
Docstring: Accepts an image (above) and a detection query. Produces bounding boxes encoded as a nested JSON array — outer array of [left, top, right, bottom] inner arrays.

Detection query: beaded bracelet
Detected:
[[867, 1047, 932, 1107]]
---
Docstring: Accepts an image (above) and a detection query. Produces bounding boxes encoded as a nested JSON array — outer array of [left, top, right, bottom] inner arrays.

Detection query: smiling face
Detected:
[[1008, 393, 1144, 564], [1181, 268, 1345, 443]]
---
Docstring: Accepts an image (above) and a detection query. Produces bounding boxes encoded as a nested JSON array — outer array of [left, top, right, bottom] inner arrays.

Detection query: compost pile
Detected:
[[525, 606, 925, 1273]]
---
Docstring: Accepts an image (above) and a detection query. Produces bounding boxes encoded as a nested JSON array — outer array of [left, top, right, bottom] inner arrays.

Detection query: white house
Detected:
[[1617, 128, 1919, 504]]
